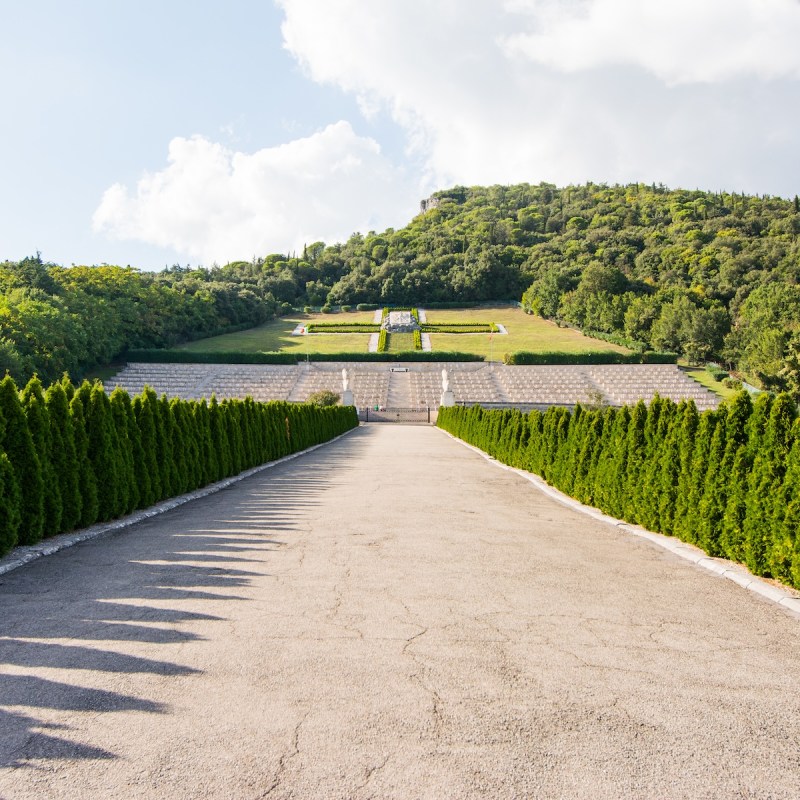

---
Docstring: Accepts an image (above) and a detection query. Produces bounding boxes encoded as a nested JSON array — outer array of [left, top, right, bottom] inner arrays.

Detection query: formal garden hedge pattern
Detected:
[[0, 375, 358, 557], [438, 391, 800, 590]]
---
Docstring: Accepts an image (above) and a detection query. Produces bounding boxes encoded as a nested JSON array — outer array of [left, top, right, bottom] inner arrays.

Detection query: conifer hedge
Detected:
[[0, 376, 358, 558], [438, 391, 800, 590]]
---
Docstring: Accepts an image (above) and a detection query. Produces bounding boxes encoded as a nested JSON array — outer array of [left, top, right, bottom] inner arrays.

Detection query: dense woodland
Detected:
[[3, 182, 800, 388]]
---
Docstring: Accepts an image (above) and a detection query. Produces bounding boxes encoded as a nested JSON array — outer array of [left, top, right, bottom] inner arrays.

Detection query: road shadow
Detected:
[[0, 431, 368, 769]]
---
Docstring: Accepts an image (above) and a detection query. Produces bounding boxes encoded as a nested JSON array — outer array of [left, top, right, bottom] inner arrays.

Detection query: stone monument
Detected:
[[341, 367, 354, 407], [440, 367, 455, 407]]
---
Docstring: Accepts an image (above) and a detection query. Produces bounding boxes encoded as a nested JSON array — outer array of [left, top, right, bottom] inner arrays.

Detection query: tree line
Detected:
[[5, 181, 800, 389], [0, 255, 282, 384], [0, 374, 358, 557], [438, 391, 800, 591], [205, 182, 800, 390]]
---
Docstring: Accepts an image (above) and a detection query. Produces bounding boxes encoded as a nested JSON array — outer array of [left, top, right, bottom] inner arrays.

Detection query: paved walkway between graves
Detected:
[[1, 425, 800, 799]]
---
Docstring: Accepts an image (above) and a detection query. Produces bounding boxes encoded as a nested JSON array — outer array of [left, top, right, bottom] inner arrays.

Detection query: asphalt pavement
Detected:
[[1, 424, 799, 799]]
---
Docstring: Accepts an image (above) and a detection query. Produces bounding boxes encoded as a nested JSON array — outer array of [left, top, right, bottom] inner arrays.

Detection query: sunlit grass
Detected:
[[175, 305, 631, 359], [426, 307, 630, 359]]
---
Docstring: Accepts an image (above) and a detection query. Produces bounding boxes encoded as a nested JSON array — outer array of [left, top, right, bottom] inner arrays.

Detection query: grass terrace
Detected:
[[170, 305, 634, 360], [424, 307, 631, 359]]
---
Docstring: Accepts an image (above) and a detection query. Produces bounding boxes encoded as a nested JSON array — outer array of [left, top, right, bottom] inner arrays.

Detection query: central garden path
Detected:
[[1, 425, 800, 798]]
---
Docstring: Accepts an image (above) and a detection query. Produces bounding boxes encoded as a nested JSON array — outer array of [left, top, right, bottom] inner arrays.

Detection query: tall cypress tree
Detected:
[[670, 401, 699, 540], [716, 391, 754, 561], [109, 388, 136, 515], [69, 394, 98, 528], [0, 403, 21, 556], [86, 384, 120, 522], [157, 395, 176, 499], [21, 377, 62, 538], [696, 405, 729, 556], [169, 399, 189, 496], [775, 420, 800, 587], [683, 410, 720, 545], [45, 381, 81, 531], [133, 389, 160, 505], [0, 375, 44, 545], [209, 396, 230, 480], [655, 401, 684, 534], [743, 393, 796, 578]]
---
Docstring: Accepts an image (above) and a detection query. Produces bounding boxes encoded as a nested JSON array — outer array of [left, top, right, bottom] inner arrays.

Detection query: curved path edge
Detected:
[[0, 427, 358, 577], [437, 427, 800, 619]]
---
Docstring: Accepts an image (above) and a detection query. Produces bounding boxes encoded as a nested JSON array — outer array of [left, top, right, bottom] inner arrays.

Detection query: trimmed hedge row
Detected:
[[422, 324, 497, 333], [504, 351, 678, 365], [306, 324, 380, 333], [438, 391, 800, 590], [125, 349, 484, 364], [306, 322, 380, 331], [0, 375, 358, 558]]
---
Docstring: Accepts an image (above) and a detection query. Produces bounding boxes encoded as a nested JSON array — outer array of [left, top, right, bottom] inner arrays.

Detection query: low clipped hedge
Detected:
[[126, 349, 483, 364], [504, 351, 678, 365]]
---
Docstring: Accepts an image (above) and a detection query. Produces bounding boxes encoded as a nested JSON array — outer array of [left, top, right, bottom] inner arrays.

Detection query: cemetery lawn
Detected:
[[425, 307, 631, 358], [173, 305, 631, 358], [385, 333, 415, 353], [174, 310, 376, 355], [682, 367, 740, 400]]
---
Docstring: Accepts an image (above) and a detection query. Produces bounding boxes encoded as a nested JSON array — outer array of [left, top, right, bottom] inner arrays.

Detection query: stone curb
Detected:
[[0, 428, 357, 577], [437, 428, 800, 619]]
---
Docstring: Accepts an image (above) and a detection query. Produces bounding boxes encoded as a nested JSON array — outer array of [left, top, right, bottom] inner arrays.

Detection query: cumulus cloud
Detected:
[[503, 0, 800, 85], [93, 121, 421, 264], [278, 0, 800, 197]]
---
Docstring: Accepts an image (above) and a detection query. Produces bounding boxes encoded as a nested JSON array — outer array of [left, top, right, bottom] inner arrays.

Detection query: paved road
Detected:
[[1, 425, 800, 799]]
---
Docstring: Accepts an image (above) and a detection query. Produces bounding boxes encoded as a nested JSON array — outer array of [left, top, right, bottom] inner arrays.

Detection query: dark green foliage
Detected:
[[0, 375, 357, 559], [743, 394, 796, 577], [86, 384, 120, 522], [504, 351, 677, 365], [0, 451, 21, 556], [133, 390, 160, 506], [209, 396, 230, 481], [69, 394, 98, 527], [44, 382, 81, 531], [127, 349, 483, 364], [21, 377, 62, 537], [109, 389, 137, 514], [438, 390, 800, 591], [0, 375, 44, 545]]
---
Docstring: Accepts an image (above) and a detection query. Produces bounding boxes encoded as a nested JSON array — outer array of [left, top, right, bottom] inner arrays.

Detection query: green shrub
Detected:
[[340, 305, 352, 313], [504, 351, 677, 365], [320, 305, 333, 314], [306, 390, 341, 407]]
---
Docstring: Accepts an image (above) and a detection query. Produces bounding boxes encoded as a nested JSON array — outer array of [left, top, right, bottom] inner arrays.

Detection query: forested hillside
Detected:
[[221, 182, 800, 389], [0, 256, 280, 383], [3, 182, 800, 388]]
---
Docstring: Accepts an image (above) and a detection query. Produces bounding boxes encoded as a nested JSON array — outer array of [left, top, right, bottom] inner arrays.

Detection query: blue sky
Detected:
[[3, 0, 800, 270]]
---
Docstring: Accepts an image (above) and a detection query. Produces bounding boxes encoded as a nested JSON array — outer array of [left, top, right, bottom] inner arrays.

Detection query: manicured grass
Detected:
[[425, 307, 631, 359], [386, 333, 415, 353], [682, 367, 739, 401], [175, 310, 375, 355], [175, 305, 631, 359]]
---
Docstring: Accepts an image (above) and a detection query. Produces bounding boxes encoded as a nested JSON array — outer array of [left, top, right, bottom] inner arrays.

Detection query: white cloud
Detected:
[[93, 121, 421, 264], [503, 0, 800, 85], [277, 0, 800, 198]]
